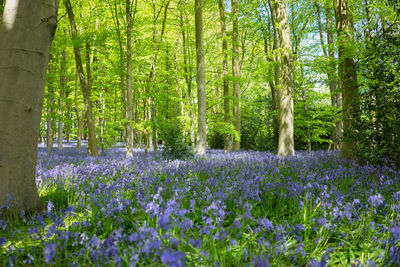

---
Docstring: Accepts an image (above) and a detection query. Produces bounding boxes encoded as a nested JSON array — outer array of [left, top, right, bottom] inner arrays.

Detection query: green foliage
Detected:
[[356, 21, 400, 168], [241, 95, 277, 151], [159, 123, 193, 159], [294, 90, 336, 150]]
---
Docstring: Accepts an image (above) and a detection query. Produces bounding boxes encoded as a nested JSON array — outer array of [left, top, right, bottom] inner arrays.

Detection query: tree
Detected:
[[333, 0, 359, 159], [231, 0, 241, 151], [125, 0, 137, 157], [46, 54, 55, 155], [0, 0, 58, 214], [274, 0, 295, 156], [218, 0, 230, 153], [65, 0, 99, 156], [195, 0, 206, 155]]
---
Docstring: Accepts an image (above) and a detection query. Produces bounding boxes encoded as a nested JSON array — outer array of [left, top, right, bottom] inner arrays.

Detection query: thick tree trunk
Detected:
[[65, 0, 98, 156], [274, 0, 295, 156], [231, 0, 241, 151], [47, 55, 55, 155], [195, 0, 207, 155], [126, 0, 134, 157], [0, 0, 58, 214], [218, 0, 230, 153], [334, 0, 359, 159]]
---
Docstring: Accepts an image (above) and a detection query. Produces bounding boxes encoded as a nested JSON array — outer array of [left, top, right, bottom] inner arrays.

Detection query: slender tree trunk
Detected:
[[0, 0, 58, 214], [265, 0, 280, 145], [180, 16, 195, 146], [58, 49, 66, 150], [65, 0, 98, 156], [74, 70, 82, 151], [195, 0, 207, 154], [326, 6, 342, 150], [112, 0, 127, 143], [231, 0, 241, 151], [274, 0, 295, 156], [126, 0, 134, 157], [218, 0, 230, 153], [333, 0, 359, 159], [47, 54, 55, 155], [173, 34, 181, 128]]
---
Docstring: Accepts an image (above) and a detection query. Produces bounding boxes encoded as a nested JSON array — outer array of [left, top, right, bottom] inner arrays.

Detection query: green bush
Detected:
[[160, 125, 193, 159]]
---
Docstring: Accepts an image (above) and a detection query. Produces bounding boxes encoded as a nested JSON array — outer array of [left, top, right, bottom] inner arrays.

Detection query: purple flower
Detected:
[[252, 256, 270, 267], [317, 217, 327, 227], [44, 242, 56, 264], [47, 201, 54, 214], [89, 234, 101, 249], [258, 218, 274, 231], [368, 193, 384, 207], [161, 248, 185, 267]]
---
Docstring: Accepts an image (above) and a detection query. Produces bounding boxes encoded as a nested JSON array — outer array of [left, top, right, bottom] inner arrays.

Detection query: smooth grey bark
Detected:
[[65, 0, 99, 156], [195, 0, 207, 155], [274, 0, 295, 156], [218, 0, 230, 153], [46, 54, 55, 155], [333, 0, 359, 159], [0, 0, 58, 214], [231, 0, 241, 151]]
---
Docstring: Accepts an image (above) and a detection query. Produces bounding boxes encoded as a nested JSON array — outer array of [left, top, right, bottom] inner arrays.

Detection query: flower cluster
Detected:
[[0, 146, 399, 266]]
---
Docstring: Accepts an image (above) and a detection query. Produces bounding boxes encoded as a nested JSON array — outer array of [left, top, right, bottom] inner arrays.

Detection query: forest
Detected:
[[0, 0, 400, 266]]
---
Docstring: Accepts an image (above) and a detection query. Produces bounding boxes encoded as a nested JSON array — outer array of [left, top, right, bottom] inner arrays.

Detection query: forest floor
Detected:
[[0, 145, 399, 266]]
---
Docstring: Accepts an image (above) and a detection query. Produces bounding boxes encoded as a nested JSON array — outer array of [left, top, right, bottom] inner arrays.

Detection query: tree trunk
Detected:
[[126, 0, 134, 157], [231, 0, 241, 151], [326, 6, 342, 150], [274, 0, 295, 156], [74, 70, 82, 151], [0, 0, 58, 214], [265, 0, 280, 145], [58, 49, 66, 150], [333, 0, 359, 159], [65, 0, 98, 156], [47, 54, 55, 155], [218, 0, 230, 153], [195, 0, 207, 154], [112, 0, 127, 143]]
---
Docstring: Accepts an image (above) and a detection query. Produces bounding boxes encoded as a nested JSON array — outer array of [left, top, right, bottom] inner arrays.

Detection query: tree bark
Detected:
[[65, 0, 99, 156], [326, 6, 342, 150], [195, 0, 207, 154], [333, 0, 359, 159], [58, 49, 66, 150], [111, 0, 127, 143], [46, 54, 55, 155], [125, 0, 134, 157], [0, 0, 58, 214], [274, 0, 295, 156], [180, 13, 195, 147], [218, 0, 230, 153], [231, 0, 241, 151], [74, 70, 82, 151]]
